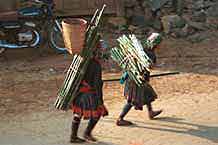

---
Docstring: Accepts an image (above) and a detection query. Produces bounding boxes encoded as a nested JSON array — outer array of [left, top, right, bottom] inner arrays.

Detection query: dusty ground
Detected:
[[1, 32, 218, 145]]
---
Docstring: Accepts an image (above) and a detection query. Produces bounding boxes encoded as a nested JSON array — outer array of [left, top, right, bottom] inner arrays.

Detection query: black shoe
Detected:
[[84, 134, 97, 142], [148, 110, 162, 119], [116, 119, 133, 126], [70, 136, 86, 143]]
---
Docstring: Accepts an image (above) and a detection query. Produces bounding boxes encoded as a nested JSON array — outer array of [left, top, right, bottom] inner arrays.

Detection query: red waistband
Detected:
[[79, 80, 96, 93], [79, 87, 96, 93]]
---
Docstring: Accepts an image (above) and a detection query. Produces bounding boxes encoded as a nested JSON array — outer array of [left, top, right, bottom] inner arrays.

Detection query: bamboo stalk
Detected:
[[55, 55, 83, 109], [59, 55, 79, 95]]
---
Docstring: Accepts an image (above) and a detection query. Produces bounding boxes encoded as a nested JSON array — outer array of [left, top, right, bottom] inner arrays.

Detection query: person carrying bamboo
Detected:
[[116, 33, 163, 126], [70, 42, 108, 143]]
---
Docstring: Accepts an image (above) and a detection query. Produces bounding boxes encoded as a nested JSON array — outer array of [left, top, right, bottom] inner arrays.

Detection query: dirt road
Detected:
[[1, 36, 218, 145]]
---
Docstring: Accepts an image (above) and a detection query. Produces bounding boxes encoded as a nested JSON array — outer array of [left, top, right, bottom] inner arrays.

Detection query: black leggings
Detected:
[[85, 117, 100, 135], [119, 102, 152, 119], [72, 115, 100, 135], [119, 103, 133, 119]]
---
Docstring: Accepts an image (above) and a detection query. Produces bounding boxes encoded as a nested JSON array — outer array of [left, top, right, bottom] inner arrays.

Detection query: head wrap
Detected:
[[145, 33, 162, 49]]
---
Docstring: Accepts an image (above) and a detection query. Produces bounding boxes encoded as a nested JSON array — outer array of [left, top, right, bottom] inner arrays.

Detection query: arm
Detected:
[[143, 70, 150, 82], [120, 71, 129, 84]]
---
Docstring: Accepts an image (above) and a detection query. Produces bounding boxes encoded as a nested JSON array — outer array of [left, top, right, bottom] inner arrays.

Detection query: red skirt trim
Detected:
[[71, 105, 108, 119]]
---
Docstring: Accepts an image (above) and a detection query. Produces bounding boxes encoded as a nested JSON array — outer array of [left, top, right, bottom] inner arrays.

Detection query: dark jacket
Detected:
[[80, 59, 103, 99]]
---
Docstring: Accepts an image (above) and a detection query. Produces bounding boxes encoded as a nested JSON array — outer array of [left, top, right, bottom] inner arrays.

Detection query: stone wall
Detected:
[[118, 0, 218, 39]]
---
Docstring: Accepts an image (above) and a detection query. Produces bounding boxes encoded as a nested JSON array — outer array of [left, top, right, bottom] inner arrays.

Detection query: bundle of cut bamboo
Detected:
[[111, 34, 152, 86]]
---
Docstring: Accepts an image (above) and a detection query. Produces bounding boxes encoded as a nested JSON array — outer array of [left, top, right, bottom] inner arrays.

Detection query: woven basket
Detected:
[[62, 18, 87, 54]]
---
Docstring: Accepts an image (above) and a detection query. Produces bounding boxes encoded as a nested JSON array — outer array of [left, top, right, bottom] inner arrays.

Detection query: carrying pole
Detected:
[[103, 71, 180, 82]]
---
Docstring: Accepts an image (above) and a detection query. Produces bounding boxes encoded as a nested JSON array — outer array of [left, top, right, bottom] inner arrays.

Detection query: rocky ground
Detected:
[[1, 33, 218, 145]]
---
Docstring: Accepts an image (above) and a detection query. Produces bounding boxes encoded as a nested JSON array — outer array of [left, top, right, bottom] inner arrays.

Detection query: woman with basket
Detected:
[[59, 6, 108, 143], [116, 33, 163, 126]]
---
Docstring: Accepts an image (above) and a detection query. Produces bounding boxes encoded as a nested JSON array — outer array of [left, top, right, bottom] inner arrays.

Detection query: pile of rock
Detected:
[[106, 0, 218, 41]]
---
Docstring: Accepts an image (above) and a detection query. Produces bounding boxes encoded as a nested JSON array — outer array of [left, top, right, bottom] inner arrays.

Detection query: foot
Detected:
[[70, 136, 86, 143], [84, 134, 97, 142], [148, 110, 162, 119], [116, 119, 133, 126]]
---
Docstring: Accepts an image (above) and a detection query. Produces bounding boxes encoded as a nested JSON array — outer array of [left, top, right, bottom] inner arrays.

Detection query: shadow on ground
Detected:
[[102, 116, 218, 143]]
